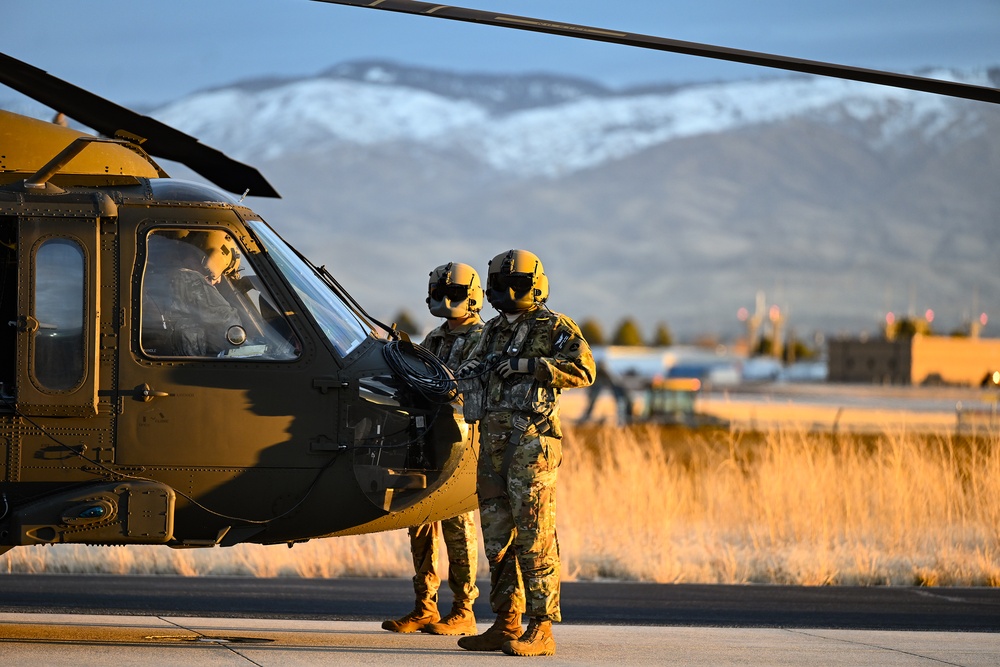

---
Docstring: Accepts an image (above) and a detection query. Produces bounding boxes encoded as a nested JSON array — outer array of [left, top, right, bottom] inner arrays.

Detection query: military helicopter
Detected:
[[0, 49, 476, 553], [1, 1, 997, 556]]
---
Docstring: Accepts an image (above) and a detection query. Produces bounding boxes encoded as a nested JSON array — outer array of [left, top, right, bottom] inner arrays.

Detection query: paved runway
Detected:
[[2, 575, 1000, 630], [1, 613, 999, 666], [0, 575, 997, 665]]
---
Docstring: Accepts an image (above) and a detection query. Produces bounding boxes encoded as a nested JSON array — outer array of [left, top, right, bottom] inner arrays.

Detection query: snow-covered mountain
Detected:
[[156, 63, 997, 177], [9, 62, 999, 340], [148, 62, 1000, 340]]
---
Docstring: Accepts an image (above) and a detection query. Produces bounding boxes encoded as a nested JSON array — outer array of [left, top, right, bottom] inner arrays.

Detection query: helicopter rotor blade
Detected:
[[313, 0, 1000, 106], [0, 51, 280, 198]]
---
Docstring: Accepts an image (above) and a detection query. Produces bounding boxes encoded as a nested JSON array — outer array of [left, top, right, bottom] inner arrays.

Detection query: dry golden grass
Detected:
[[4, 425, 999, 586], [560, 425, 1000, 586]]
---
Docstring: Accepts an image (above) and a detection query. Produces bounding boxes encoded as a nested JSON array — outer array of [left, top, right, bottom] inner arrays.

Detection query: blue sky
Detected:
[[4, 0, 998, 106]]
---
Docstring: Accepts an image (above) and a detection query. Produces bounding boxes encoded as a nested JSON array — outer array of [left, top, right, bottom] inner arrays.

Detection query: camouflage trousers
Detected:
[[477, 410, 562, 622], [408, 511, 479, 603]]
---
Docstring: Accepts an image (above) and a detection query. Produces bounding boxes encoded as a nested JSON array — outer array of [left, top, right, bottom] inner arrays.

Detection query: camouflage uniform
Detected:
[[169, 268, 241, 355], [406, 319, 483, 608], [463, 306, 595, 622]]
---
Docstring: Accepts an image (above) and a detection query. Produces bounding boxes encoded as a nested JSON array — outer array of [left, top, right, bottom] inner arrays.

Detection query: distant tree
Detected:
[[612, 318, 644, 346], [650, 322, 673, 347], [391, 309, 421, 337], [783, 337, 816, 362], [579, 319, 606, 346], [893, 317, 932, 338], [755, 335, 774, 357]]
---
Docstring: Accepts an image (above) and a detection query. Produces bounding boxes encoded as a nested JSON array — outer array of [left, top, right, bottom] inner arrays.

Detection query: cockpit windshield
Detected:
[[247, 221, 369, 357]]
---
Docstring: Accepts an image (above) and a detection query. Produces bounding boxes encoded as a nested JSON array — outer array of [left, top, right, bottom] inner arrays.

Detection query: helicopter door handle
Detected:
[[135, 383, 171, 402], [10, 315, 40, 333], [313, 377, 349, 394]]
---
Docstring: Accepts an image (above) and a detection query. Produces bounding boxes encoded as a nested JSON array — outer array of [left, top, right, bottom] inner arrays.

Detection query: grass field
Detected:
[[4, 423, 998, 586], [559, 425, 1000, 585]]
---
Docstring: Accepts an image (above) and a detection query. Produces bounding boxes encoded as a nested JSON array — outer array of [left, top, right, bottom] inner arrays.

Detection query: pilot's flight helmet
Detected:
[[198, 230, 241, 284], [486, 249, 548, 313], [426, 262, 484, 319]]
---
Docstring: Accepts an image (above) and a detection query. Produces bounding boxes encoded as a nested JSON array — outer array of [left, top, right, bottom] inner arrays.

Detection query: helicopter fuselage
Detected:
[[0, 111, 477, 552]]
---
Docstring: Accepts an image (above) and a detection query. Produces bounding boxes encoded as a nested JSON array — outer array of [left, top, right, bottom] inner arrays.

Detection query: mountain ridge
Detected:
[[157, 62, 999, 340], [4, 61, 997, 340], [155, 62, 998, 178]]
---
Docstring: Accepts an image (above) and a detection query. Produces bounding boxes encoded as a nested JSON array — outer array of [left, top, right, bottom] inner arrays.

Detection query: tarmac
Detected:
[[1, 613, 998, 666]]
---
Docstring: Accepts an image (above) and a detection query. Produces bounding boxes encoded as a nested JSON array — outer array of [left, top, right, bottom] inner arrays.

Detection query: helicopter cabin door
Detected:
[[11, 216, 100, 417], [116, 219, 310, 472]]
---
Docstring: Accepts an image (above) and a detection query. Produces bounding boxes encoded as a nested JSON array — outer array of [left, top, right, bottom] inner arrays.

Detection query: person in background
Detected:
[[578, 359, 633, 425]]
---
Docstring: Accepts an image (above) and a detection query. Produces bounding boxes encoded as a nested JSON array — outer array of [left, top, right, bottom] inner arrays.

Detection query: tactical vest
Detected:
[[460, 310, 559, 425], [423, 328, 471, 371], [421, 318, 482, 363]]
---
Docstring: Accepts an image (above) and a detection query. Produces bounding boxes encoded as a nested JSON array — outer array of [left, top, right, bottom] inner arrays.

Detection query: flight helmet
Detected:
[[426, 262, 484, 319], [198, 230, 241, 284], [486, 249, 548, 312]]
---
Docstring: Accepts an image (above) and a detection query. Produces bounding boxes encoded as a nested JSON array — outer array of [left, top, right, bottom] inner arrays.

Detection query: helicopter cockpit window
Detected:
[[139, 229, 300, 360], [34, 239, 86, 391], [246, 221, 367, 357]]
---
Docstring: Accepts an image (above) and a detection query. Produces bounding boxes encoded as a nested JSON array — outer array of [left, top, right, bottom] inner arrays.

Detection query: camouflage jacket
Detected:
[[419, 317, 484, 371], [168, 268, 241, 355], [462, 306, 595, 435]]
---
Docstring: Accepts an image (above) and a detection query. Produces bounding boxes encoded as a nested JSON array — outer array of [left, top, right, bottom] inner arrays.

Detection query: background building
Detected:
[[828, 335, 1000, 386]]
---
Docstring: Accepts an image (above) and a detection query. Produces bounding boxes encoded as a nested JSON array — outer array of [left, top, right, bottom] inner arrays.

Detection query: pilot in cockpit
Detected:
[[167, 230, 243, 356]]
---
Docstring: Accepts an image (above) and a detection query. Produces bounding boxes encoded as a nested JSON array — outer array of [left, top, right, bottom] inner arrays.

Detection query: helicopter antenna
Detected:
[[313, 0, 1000, 106]]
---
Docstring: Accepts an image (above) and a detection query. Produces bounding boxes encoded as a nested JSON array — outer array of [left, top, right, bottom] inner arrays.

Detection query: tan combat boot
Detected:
[[502, 617, 556, 657], [380, 598, 440, 633], [421, 599, 477, 635], [456, 602, 522, 651]]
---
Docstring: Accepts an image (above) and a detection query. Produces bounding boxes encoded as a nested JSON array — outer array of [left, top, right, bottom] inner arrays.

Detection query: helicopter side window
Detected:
[[139, 229, 300, 360], [33, 239, 86, 391]]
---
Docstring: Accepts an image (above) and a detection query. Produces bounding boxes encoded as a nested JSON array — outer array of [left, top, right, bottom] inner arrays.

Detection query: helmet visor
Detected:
[[429, 284, 470, 302], [492, 273, 533, 296]]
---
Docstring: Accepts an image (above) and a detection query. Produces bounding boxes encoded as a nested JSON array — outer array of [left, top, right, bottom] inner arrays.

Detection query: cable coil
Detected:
[[382, 340, 458, 404]]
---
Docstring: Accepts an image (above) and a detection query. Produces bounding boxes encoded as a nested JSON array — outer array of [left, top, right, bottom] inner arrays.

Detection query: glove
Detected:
[[497, 357, 535, 379], [457, 359, 482, 377]]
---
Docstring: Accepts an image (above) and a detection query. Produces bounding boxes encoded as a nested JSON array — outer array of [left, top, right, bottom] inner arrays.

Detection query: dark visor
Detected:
[[430, 284, 470, 301], [490, 273, 533, 295]]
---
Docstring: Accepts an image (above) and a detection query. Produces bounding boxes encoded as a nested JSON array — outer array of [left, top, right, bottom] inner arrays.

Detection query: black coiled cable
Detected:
[[382, 340, 458, 404]]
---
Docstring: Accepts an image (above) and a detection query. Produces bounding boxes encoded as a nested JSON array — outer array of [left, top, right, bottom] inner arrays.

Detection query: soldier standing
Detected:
[[457, 249, 595, 657], [381, 262, 484, 636]]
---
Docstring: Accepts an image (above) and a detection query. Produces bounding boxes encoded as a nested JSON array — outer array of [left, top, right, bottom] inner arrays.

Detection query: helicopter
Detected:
[[1, 1, 997, 556], [0, 51, 475, 553]]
